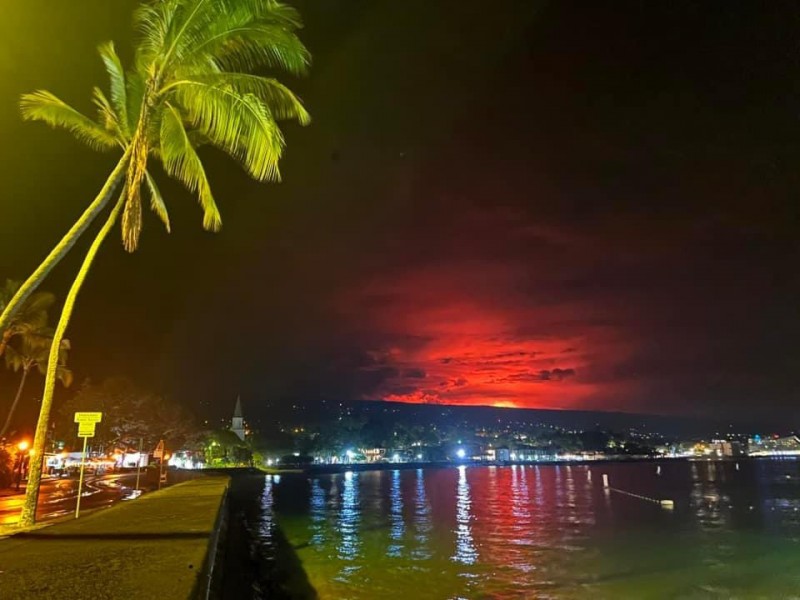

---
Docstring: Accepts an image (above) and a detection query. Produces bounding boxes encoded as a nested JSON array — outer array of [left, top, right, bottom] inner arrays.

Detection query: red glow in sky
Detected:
[[339, 251, 638, 412]]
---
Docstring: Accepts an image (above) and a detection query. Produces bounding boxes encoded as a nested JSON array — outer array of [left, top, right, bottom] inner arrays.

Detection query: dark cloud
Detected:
[[403, 368, 426, 379]]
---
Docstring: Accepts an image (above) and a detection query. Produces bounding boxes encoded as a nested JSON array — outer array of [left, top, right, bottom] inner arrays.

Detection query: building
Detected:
[[710, 440, 745, 458], [748, 435, 800, 456], [231, 396, 245, 441]]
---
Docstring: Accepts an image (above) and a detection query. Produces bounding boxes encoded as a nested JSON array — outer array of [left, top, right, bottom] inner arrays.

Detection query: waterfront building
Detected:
[[748, 435, 800, 456]]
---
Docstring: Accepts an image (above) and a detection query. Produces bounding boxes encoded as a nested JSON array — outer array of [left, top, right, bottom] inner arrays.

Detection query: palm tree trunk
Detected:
[[0, 148, 131, 339], [0, 366, 30, 439], [20, 192, 126, 527]]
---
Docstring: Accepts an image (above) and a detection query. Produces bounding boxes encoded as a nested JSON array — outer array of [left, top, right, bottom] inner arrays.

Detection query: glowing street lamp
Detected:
[[456, 448, 466, 459], [17, 440, 29, 452]]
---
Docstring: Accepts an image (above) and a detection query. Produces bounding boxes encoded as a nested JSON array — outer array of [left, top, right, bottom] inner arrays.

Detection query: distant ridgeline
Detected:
[[347, 401, 767, 438]]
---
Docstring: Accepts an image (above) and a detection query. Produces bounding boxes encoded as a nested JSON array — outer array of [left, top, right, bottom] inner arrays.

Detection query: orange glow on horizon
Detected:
[[339, 261, 638, 412]]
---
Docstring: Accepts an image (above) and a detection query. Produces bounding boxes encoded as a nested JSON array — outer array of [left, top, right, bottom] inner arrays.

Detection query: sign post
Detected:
[[134, 437, 143, 493], [73, 412, 102, 519], [153, 440, 166, 489]]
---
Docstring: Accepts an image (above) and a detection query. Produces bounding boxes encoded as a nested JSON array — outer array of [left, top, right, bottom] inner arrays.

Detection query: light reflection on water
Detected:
[[452, 465, 477, 565], [337, 471, 361, 568], [387, 470, 404, 557], [271, 461, 800, 599]]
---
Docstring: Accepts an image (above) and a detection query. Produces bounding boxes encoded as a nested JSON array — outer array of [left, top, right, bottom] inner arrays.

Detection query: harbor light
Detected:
[[456, 448, 466, 459]]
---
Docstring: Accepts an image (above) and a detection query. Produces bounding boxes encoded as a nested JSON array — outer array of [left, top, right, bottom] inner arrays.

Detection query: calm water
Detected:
[[256, 461, 800, 599]]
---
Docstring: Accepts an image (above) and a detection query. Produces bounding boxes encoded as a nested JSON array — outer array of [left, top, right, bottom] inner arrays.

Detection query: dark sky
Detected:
[[1, 1, 800, 427]]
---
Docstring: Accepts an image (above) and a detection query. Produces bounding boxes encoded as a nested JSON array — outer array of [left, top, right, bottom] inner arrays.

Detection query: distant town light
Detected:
[[416, 453, 423, 460], [392, 453, 400, 462], [456, 448, 466, 459]]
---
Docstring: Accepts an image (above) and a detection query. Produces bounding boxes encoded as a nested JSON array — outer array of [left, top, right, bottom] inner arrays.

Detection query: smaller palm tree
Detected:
[[1, 329, 72, 439], [0, 280, 55, 358]]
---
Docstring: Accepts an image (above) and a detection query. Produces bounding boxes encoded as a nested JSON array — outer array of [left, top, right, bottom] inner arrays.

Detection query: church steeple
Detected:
[[231, 396, 245, 441]]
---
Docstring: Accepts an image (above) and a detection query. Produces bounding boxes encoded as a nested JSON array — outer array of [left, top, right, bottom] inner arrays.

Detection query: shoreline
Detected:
[[293, 454, 766, 476]]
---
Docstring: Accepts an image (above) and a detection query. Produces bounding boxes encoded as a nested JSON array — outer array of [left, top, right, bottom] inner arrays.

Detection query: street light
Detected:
[[456, 448, 466, 459], [15, 441, 30, 491]]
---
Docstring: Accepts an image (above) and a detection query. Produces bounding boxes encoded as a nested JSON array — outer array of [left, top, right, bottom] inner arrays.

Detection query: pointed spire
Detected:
[[234, 395, 243, 418]]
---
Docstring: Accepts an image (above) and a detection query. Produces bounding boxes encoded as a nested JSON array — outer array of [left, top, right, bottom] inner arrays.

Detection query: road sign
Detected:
[[77, 423, 96, 438], [74, 412, 102, 424]]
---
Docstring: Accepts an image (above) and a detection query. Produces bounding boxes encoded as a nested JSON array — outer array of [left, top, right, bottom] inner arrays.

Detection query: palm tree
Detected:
[[0, 280, 55, 358], [0, 0, 310, 334], [18, 0, 310, 526], [1, 329, 72, 439]]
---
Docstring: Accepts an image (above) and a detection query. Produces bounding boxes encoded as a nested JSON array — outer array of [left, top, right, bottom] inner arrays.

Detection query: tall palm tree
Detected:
[[0, 280, 55, 358], [18, 0, 310, 526], [1, 329, 72, 439], [0, 0, 310, 334]]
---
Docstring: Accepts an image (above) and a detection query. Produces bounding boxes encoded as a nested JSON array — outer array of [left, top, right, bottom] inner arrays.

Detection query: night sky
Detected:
[[1, 1, 800, 427]]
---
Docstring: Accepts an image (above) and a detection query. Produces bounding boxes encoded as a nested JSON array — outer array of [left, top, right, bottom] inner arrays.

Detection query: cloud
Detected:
[[403, 368, 426, 379]]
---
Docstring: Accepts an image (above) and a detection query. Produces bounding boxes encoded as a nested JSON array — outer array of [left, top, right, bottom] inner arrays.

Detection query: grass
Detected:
[[0, 475, 229, 600]]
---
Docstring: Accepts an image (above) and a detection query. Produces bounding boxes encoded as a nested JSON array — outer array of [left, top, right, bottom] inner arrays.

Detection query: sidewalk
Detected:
[[0, 475, 229, 600]]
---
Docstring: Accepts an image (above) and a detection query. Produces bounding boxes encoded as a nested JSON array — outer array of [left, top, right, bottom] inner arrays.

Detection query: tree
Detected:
[[18, 0, 310, 526], [56, 377, 200, 452], [0, 0, 310, 333], [1, 328, 72, 439], [0, 280, 55, 359]]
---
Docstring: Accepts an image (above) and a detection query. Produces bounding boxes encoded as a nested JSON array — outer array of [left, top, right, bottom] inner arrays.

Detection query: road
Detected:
[[0, 472, 145, 526]]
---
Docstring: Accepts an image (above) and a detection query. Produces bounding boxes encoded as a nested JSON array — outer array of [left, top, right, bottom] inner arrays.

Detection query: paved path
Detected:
[[0, 476, 229, 600]]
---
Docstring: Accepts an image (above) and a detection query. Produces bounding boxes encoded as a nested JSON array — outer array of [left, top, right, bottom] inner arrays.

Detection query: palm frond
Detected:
[[13, 291, 55, 331], [98, 41, 129, 133], [20, 91, 118, 150], [92, 87, 125, 142], [206, 23, 310, 75], [126, 70, 146, 132], [145, 169, 171, 232], [180, 0, 309, 74], [172, 81, 284, 181], [160, 103, 221, 231], [57, 366, 74, 388], [183, 73, 309, 123], [134, 0, 180, 73]]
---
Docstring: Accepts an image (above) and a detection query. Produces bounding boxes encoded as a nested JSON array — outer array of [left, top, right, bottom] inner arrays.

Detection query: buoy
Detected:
[[602, 474, 609, 489], [660, 499, 674, 509]]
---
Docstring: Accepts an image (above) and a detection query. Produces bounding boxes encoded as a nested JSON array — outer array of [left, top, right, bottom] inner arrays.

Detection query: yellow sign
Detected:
[[77, 423, 96, 438], [74, 412, 102, 423]]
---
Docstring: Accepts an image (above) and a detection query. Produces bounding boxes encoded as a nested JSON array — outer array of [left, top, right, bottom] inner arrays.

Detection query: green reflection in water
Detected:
[[274, 462, 800, 599]]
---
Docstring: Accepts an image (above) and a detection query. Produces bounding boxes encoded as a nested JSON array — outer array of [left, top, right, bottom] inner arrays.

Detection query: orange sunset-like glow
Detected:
[[340, 258, 638, 412]]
